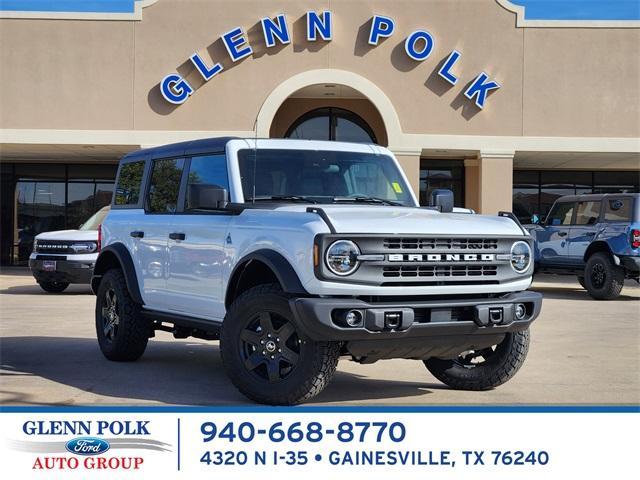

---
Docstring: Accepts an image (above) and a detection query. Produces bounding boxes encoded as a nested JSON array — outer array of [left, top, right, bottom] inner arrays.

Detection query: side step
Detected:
[[141, 309, 222, 341]]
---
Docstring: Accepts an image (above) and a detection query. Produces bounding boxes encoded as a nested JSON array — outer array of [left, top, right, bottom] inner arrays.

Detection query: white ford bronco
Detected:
[[92, 138, 542, 404]]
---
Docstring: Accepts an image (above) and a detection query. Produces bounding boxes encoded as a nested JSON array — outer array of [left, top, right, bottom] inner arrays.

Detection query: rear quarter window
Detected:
[[114, 161, 145, 206], [603, 198, 633, 222]]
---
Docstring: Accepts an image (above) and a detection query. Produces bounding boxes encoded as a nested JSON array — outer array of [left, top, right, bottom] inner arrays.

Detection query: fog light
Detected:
[[345, 310, 363, 327], [515, 303, 526, 320]]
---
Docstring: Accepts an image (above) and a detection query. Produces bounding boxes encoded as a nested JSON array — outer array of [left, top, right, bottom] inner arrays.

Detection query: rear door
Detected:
[[165, 153, 232, 320], [137, 157, 185, 311], [568, 199, 602, 265], [538, 201, 575, 266]]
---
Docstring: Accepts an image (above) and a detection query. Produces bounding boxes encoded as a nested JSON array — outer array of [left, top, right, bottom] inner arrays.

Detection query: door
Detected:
[[568, 200, 602, 265], [138, 157, 185, 311], [165, 154, 231, 320], [538, 201, 575, 266]]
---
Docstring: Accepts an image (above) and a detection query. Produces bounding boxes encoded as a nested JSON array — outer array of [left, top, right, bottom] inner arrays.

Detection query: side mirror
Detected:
[[429, 189, 454, 213], [187, 184, 228, 210]]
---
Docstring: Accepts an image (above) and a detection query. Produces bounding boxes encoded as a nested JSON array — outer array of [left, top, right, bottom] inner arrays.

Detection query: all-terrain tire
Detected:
[[38, 281, 69, 293], [95, 268, 149, 361], [220, 283, 340, 405], [423, 329, 530, 391], [584, 252, 625, 300]]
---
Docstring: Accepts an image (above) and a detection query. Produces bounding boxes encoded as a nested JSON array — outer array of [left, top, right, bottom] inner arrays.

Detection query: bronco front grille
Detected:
[[383, 265, 499, 278], [35, 241, 73, 254], [383, 238, 498, 250]]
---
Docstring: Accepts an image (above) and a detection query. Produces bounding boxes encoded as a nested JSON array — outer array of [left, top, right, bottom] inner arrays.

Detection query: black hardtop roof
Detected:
[[121, 137, 238, 162], [555, 192, 639, 203]]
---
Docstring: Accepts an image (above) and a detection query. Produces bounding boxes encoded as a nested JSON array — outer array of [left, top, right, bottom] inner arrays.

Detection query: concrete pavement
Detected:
[[1, 268, 638, 405]]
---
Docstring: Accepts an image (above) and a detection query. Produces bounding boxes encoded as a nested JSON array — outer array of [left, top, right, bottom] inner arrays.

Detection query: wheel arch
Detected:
[[92, 243, 144, 304], [583, 241, 612, 263], [225, 249, 308, 309]]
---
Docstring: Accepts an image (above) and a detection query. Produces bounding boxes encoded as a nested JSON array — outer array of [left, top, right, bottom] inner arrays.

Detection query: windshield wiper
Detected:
[[332, 196, 402, 206], [247, 195, 318, 204]]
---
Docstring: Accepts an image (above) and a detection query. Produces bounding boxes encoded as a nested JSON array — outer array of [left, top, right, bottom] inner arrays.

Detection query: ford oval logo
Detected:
[[65, 437, 110, 456]]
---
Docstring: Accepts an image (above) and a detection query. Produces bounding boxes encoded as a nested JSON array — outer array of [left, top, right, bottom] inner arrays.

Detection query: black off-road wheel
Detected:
[[95, 269, 149, 361], [38, 281, 69, 293], [424, 329, 530, 391], [584, 252, 625, 300], [220, 284, 340, 405]]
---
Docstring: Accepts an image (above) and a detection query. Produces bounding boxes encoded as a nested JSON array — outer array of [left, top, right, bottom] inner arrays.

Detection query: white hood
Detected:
[[276, 205, 524, 236], [35, 229, 97, 241]]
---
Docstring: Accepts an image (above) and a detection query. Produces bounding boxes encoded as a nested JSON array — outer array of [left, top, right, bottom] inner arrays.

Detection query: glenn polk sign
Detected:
[[160, 12, 501, 110]]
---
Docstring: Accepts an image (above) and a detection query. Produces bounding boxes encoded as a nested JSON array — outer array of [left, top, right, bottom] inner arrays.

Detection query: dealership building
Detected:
[[1, 0, 639, 265]]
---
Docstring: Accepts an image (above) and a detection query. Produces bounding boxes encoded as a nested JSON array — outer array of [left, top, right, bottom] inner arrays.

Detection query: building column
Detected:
[[393, 150, 422, 202], [478, 150, 515, 214], [464, 158, 480, 212]]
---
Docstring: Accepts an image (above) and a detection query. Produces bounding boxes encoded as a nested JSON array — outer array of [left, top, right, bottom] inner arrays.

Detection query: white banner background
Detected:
[[0, 411, 636, 479]]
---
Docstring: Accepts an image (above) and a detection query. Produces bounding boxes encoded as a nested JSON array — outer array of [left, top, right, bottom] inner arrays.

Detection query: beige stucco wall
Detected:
[[1, 0, 638, 139]]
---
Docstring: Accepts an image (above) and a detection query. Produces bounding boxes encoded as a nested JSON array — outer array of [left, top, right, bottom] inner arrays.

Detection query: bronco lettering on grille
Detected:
[[388, 253, 496, 262]]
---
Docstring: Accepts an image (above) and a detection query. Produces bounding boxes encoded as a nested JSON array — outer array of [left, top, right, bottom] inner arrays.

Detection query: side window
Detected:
[[575, 201, 601, 225], [603, 198, 633, 222], [185, 154, 229, 209], [114, 161, 145, 206], [546, 202, 575, 226], [147, 158, 185, 213]]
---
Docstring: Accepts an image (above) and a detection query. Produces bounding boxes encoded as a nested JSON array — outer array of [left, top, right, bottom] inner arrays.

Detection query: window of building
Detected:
[[147, 158, 185, 213], [115, 161, 145, 206], [513, 170, 640, 223], [575, 201, 601, 225], [285, 107, 377, 143], [1, 163, 117, 265], [419, 160, 464, 207]]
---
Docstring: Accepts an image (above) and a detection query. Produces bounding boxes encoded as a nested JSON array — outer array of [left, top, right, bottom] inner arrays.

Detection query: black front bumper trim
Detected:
[[290, 291, 542, 342]]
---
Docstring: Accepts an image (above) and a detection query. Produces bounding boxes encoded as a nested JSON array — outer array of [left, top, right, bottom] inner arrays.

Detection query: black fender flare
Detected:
[[92, 243, 144, 305], [225, 249, 308, 307]]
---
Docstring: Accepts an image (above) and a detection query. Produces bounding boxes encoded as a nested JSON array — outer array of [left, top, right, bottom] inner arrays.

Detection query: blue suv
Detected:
[[528, 193, 640, 299]]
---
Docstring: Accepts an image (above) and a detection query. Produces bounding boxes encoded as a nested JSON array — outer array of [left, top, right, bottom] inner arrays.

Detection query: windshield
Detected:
[[79, 206, 110, 231], [238, 149, 415, 206]]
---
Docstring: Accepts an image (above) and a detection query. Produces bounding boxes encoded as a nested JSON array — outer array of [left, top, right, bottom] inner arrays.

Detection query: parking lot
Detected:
[[0, 268, 638, 406]]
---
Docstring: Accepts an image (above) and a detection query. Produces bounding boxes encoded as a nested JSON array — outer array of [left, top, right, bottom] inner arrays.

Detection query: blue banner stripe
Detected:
[[511, 0, 640, 21], [1, 405, 638, 413], [0, 1, 135, 13]]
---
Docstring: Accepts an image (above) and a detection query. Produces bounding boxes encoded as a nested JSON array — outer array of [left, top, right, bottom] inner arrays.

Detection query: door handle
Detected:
[[169, 232, 186, 241], [558, 231, 567, 237], [585, 232, 596, 237], [130, 231, 144, 238]]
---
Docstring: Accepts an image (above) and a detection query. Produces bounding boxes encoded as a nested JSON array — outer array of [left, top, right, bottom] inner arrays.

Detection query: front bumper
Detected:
[[29, 256, 95, 284], [290, 291, 542, 362]]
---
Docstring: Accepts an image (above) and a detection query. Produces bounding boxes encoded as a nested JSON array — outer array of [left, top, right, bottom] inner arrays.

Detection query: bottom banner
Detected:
[[0, 407, 636, 479]]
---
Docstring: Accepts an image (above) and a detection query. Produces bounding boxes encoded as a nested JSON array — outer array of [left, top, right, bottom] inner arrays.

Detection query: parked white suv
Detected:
[[29, 206, 109, 293], [92, 138, 542, 404]]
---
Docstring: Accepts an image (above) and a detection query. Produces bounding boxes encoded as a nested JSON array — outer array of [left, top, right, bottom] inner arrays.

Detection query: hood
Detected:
[[275, 205, 524, 236], [35, 229, 97, 241]]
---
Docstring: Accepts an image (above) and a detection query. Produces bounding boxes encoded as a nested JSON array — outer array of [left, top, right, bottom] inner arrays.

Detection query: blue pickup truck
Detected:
[[527, 193, 639, 299]]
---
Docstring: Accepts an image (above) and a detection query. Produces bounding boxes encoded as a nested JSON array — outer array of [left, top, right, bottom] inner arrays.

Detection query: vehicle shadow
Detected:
[[0, 284, 92, 295], [532, 286, 639, 302], [0, 337, 435, 405]]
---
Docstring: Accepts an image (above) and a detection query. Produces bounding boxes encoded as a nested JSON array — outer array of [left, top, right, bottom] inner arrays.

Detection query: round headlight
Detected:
[[70, 242, 98, 254], [325, 240, 361, 276], [510, 241, 532, 273]]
